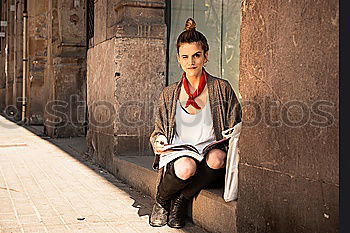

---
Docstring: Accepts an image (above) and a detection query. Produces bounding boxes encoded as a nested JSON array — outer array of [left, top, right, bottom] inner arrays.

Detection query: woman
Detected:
[[149, 18, 241, 228]]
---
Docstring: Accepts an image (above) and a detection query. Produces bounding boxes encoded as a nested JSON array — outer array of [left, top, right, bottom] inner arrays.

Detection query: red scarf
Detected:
[[182, 69, 208, 110]]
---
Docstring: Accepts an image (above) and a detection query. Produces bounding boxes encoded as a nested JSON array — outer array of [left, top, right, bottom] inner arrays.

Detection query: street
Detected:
[[0, 116, 207, 233]]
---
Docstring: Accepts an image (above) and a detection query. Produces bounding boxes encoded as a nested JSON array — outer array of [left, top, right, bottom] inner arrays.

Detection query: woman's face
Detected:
[[177, 42, 208, 79]]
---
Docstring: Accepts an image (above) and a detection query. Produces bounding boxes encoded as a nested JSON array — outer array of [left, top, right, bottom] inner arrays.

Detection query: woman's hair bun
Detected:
[[184, 18, 196, 31]]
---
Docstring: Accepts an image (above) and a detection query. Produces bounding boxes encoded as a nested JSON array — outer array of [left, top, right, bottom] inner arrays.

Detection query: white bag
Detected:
[[222, 122, 242, 202]]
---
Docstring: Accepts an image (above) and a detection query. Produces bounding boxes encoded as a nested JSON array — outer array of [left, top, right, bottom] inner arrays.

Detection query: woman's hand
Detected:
[[155, 135, 169, 153]]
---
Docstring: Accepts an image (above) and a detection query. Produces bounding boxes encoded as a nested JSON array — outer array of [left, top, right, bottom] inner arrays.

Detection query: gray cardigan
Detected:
[[150, 74, 242, 170]]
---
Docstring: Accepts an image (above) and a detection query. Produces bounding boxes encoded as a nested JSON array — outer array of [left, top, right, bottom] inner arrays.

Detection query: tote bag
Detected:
[[222, 122, 242, 202]]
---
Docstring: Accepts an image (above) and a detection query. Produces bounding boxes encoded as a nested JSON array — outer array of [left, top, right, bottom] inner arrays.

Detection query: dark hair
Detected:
[[176, 18, 209, 55]]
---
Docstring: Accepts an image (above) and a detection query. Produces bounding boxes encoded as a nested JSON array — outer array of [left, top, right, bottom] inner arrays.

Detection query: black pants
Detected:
[[157, 157, 226, 201]]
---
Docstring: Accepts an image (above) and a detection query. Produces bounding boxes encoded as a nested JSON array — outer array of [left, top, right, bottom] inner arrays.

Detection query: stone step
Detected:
[[113, 155, 237, 233]]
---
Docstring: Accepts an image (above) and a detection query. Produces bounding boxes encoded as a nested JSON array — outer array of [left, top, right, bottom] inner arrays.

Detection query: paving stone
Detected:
[[0, 116, 208, 233]]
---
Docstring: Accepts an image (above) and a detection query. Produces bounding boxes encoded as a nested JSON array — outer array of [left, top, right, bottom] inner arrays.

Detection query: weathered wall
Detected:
[[0, 0, 7, 111], [237, 0, 339, 232], [87, 0, 166, 169], [86, 38, 116, 166], [0, 0, 23, 119], [43, 0, 56, 135], [43, 0, 86, 137], [5, 0, 14, 110], [113, 37, 165, 156], [12, 0, 24, 120], [27, 0, 48, 124], [0, 0, 86, 131], [0, 0, 21, 117]]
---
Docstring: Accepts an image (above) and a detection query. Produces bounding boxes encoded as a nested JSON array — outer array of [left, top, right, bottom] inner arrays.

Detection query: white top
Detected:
[[172, 95, 216, 153], [158, 95, 215, 168]]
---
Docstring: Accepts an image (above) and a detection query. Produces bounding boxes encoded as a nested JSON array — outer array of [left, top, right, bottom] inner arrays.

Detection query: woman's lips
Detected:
[[187, 67, 197, 69]]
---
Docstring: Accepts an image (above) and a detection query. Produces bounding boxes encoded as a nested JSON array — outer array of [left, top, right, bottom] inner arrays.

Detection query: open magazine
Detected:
[[156, 136, 230, 168]]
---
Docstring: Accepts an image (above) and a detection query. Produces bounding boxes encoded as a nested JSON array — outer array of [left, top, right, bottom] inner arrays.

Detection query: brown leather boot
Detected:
[[149, 194, 171, 227], [167, 194, 189, 228]]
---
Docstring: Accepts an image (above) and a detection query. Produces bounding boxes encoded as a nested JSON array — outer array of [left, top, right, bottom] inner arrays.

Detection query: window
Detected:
[[167, 0, 241, 99]]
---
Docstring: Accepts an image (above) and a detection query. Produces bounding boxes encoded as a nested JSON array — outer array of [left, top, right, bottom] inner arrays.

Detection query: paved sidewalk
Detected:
[[0, 116, 207, 233]]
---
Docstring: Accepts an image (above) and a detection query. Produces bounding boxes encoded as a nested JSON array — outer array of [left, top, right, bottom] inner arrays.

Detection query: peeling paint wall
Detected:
[[237, 0, 339, 232]]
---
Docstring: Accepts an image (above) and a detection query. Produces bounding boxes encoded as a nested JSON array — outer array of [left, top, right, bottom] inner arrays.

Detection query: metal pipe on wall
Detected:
[[21, 0, 27, 122]]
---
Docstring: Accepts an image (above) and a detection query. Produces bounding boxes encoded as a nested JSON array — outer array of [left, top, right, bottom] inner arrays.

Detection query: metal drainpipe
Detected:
[[21, 0, 27, 122]]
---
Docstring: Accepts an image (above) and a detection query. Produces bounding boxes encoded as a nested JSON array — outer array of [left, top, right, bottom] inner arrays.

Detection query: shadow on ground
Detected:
[[19, 122, 208, 233]]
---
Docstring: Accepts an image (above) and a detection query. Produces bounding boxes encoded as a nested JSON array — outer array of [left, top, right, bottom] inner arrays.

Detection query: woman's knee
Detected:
[[174, 157, 197, 180], [206, 149, 226, 169]]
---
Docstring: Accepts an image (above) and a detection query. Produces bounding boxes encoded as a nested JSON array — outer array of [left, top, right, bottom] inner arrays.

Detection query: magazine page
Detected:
[[158, 150, 205, 169], [157, 143, 200, 155], [202, 137, 230, 155]]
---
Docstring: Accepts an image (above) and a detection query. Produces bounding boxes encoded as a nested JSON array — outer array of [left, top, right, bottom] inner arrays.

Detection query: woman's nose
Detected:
[[189, 57, 195, 65]]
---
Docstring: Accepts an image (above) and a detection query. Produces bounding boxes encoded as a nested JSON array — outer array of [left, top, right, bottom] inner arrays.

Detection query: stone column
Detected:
[[237, 0, 338, 232], [86, 0, 166, 170], [12, 0, 24, 120], [0, 1, 7, 111], [111, 0, 166, 157], [27, 0, 48, 124], [5, 0, 15, 109], [43, 0, 86, 137]]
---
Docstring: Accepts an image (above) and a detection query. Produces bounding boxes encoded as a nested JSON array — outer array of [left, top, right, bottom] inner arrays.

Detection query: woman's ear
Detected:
[[177, 54, 182, 68], [204, 51, 209, 62]]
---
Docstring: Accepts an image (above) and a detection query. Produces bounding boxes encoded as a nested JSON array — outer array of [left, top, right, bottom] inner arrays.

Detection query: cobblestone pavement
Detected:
[[0, 116, 208, 233]]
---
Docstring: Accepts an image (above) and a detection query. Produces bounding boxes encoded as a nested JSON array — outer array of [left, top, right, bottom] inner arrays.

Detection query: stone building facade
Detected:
[[86, 0, 166, 168], [0, 0, 86, 137], [0, 0, 339, 232], [87, 1, 339, 232], [42, 0, 86, 137]]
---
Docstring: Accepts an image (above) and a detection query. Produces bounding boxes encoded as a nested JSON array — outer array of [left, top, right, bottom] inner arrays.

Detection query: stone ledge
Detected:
[[112, 155, 237, 233]]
